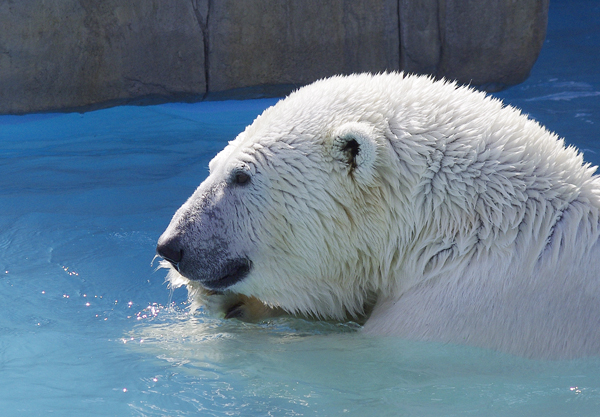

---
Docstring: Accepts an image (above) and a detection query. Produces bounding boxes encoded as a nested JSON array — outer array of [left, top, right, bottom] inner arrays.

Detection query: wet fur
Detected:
[[158, 73, 600, 359]]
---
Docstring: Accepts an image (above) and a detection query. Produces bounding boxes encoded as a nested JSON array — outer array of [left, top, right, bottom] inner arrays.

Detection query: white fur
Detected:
[[162, 73, 600, 359]]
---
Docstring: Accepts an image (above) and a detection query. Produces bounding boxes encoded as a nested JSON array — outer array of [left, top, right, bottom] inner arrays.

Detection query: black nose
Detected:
[[156, 234, 183, 265]]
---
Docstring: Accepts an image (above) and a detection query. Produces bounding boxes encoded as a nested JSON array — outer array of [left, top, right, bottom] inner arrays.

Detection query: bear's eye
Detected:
[[232, 171, 251, 185]]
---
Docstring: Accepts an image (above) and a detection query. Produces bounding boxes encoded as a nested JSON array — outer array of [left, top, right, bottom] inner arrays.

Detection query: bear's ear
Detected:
[[331, 122, 378, 184]]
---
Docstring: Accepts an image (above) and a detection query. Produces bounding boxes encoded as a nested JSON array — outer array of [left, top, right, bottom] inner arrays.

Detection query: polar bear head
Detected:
[[156, 74, 423, 320], [157, 72, 600, 358], [157, 72, 552, 320]]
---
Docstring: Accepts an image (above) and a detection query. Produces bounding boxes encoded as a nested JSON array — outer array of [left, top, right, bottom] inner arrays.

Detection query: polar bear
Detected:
[[157, 73, 600, 359]]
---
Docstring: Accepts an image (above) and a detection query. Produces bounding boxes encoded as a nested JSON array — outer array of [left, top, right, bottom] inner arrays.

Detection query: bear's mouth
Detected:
[[201, 258, 252, 291]]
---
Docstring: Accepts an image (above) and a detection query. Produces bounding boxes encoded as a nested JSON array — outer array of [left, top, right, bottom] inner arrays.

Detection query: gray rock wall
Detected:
[[1, 0, 206, 114], [399, 0, 550, 91], [0, 0, 548, 114], [206, 0, 399, 95]]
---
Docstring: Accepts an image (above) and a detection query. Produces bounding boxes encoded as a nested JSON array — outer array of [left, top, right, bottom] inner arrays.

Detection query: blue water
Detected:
[[1, 1, 599, 415]]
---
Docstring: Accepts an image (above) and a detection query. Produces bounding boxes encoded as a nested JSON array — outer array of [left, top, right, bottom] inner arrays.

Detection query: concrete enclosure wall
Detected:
[[0, 0, 549, 114]]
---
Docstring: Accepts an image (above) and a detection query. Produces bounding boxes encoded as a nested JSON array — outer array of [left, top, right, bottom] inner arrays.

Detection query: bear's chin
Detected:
[[198, 258, 253, 291], [158, 259, 374, 324], [158, 259, 283, 321], [159, 256, 252, 291]]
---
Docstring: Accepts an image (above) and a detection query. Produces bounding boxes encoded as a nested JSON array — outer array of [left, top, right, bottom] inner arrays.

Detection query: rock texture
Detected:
[[0, 0, 206, 114], [0, 0, 548, 114], [205, 0, 399, 95], [399, 0, 550, 91]]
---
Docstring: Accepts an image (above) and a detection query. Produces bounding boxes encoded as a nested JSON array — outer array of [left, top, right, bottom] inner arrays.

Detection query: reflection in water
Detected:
[[127, 307, 600, 416]]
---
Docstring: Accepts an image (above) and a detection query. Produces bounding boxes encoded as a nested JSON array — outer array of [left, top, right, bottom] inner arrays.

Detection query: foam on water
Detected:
[[1, 1, 600, 415]]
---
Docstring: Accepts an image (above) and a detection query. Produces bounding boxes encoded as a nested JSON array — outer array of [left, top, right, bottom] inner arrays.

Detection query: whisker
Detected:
[[150, 254, 160, 268]]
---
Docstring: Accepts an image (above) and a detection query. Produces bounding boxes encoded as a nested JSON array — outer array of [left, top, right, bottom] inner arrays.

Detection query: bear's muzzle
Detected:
[[157, 232, 252, 290]]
